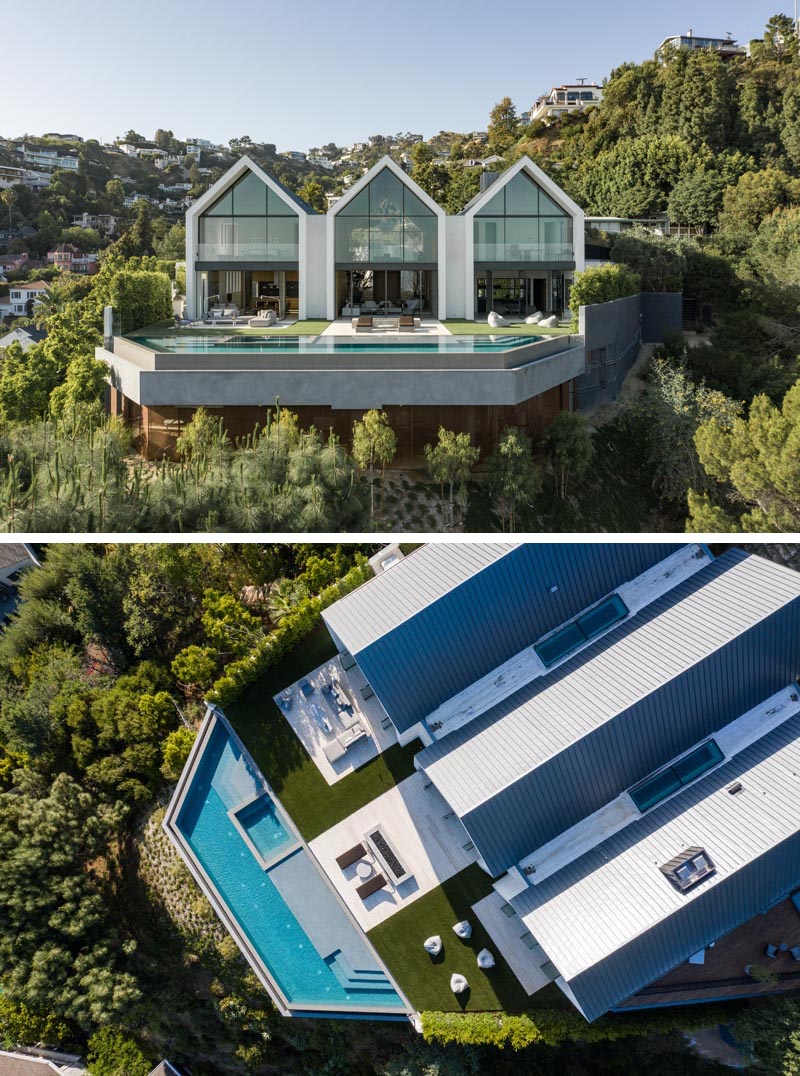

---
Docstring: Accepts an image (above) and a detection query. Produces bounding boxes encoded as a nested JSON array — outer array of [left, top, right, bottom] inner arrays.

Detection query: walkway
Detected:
[[472, 891, 554, 997]]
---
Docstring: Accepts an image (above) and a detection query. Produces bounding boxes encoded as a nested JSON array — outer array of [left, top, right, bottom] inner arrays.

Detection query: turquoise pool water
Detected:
[[235, 795, 296, 863], [134, 333, 540, 354], [175, 721, 403, 1012]]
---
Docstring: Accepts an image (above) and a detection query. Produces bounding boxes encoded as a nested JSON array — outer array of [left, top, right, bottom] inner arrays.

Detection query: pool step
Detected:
[[326, 951, 396, 992]]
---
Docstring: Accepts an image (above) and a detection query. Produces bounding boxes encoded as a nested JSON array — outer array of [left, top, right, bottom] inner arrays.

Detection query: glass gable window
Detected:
[[474, 171, 572, 262], [335, 168, 437, 264], [534, 594, 629, 668], [630, 740, 725, 813], [198, 172, 299, 262]]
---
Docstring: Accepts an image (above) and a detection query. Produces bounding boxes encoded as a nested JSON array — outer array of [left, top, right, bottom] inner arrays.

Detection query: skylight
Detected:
[[630, 740, 724, 813], [534, 593, 629, 668], [659, 846, 716, 892]]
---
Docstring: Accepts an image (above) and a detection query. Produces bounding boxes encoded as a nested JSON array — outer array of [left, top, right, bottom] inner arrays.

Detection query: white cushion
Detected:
[[540, 314, 559, 328], [487, 311, 510, 328], [452, 920, 472, 939], [476, 948, 496, 969], [450, 973, 469, 994], [423, 935, 443, 956], [525, 313, 543, 324]]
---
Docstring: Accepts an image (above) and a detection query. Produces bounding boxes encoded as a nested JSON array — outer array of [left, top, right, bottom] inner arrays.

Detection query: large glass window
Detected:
[[474, 170, 572, 262], [335, 168, 437, 264], [630, 740, 725, 813], [198, 171, 299, 262]]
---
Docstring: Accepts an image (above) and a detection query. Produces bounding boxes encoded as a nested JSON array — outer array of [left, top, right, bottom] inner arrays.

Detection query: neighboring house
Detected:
[[47, 244, 98, 274], [166, 544, 800, 1025], [282, 150, 307, 162], [147, 1062, 184, 1076], [0, 543, 38, 584], [0, 1047, 85, 1074], [3, 280, 49, 317], [308, 155, 334, 169], [14, 144, 80, 171], [71, 211, 117, 236], [655, 31, 746, 60], [0, 165, 51, 189], [0, 324, 47, 351], [0, 252, 29, 273], [530, 83, 603, 124], [41, 132, 83, 142]]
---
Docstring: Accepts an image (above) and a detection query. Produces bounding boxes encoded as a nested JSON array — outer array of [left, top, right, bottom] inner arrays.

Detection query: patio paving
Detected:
[[274, 655, 398, 786], [309, 771, 478, 931], [471, 890, 554, 997]]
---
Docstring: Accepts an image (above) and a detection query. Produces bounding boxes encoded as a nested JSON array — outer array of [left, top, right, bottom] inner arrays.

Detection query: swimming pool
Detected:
[[171, 719, 405, 1015], [134, 333, 540, 354]]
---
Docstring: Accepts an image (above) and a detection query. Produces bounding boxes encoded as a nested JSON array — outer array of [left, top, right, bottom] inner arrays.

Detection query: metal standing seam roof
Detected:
[[321, 544, 515, 655], [325, 543, 684, 736], [514, 710, 800, 1021], [418, 550, 800, 875]]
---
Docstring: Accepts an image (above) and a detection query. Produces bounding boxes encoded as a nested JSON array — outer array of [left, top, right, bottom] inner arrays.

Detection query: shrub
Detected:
[[101, 269, 172, 334], [207, 559, 373, 707], [161, 726, 197, 780], [569, 264, 642, 330], [86, 1027, 152, 1076]]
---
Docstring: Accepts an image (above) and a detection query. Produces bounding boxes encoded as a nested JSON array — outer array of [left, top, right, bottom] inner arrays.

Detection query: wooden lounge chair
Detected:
[[357, 873, 388, 900], [356, 316, 373, 332], [336, 842, 367, 870], [399, 315, 415, 332]]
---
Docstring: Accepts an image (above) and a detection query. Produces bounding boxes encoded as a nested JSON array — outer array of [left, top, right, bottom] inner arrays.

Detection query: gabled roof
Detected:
[[460, 154, 584, 219], [515, 709, 800, 1021], [325, 544, 682, 736], [186, 155, 316, 219], [327, 155, 445, 219], [148, 1062, 184, 1076], [419, 550, 800, 876]]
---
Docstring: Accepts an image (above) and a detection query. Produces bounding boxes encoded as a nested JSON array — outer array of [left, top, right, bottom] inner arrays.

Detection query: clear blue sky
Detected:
[[8, 0, 792, 150]]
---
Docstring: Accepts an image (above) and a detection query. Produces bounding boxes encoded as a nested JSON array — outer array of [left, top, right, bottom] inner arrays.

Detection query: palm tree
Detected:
[[1, 186, 17, 230]]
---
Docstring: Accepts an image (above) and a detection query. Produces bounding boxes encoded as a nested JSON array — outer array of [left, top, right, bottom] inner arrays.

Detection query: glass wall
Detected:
[[335, 168, 437, 264], [198, 171, 299, 262], [473, 171, 573, 262]]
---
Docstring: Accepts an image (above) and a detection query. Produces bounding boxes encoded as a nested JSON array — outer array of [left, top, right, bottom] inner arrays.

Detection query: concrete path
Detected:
[[320, 317, 451, 337]]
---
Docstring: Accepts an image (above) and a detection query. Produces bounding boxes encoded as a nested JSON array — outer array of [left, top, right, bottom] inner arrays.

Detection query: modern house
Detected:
[[14, 144, 80, 172], [655, 31, 746, 60], [530, 83, 603, 124], [0, 165, 51, 190], [2, 281, 49, 318], [167, 543, 800, 1027]]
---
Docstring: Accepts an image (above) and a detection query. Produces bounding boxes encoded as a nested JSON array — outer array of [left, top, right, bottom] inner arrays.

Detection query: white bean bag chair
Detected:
[[423, 935, 443, 956], [450, 973, 469, 994], [525, 312, 543, 324], [487, 311, 510, 328], [476, 948, 496, 969], [452, 920, 472, 940], [540, 314, 560, 328]]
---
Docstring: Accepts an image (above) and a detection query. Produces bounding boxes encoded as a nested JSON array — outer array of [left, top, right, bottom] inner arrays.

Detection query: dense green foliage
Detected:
[[568, 264, 641, 329]]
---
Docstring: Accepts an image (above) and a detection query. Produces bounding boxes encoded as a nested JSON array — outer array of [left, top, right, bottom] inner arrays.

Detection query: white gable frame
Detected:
[[461, 156, 585, 320], [325, 156, 447, 320], [185, 155, 311, 319]]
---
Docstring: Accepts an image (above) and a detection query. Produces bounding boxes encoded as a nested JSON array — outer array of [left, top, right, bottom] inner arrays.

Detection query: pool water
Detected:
[[134, 333, 541, 354], [235, 795, 296, 863], [175, 722, 403, 1012]]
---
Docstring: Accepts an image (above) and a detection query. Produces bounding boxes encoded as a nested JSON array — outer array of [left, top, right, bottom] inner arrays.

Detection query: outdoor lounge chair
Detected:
[[792, 889, 800, 915], [356, 316, 373, 332], [765, 943, 779, 958], [336, 842, 367, 870], [398, 315, 415, 332], [791, 946, 800, 961], [357, 873, 388, 900]]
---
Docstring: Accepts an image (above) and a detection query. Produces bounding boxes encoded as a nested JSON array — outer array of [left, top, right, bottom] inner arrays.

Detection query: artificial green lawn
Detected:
[[369, 864, 565, 1013], [225, 622, 419, 841], [442, 319, 572, 336]]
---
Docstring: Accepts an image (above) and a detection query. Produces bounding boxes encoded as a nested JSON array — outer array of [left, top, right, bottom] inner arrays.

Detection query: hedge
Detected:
[[106, 269, 173, 335], [569, 263, 642, 331], [207, 559, 374, 707], [421, 1003, 739, 1050]]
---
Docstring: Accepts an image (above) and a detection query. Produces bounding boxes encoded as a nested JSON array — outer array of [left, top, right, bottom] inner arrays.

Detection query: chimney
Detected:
[[480, 171, 499, 193]]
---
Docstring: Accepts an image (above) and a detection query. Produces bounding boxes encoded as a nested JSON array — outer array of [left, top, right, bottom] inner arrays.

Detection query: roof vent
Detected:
[[480, 171, 499, 193], [660, 846, 715, 892], [727, 782, 744, 795]]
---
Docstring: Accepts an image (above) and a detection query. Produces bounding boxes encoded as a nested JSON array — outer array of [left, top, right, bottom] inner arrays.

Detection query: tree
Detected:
[[171, 645, 217, 693], [486, 426, 542, 531], [153, 127, 175, 151], [298, 178, 326, 212], [201, 591, 263, 657], [667, 167, 726, 228], [152, 222, 185, 260], [160, 726, 197, 779], [543, 411, 593, 499], [423, 427, 480, 528], [105, 178, 125, 211], [87, 1027, 151, 1076], [611, 233, 685, 292], [487, 97, 520, 154], [410, 142, 451, 206], [352, 409, 397, 519], [1, 186, 18, 229], [49, 353, 109, 418], [0, 342, 62, 423], [718, 168, 800, 239], [691, 379, 800, 531]]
